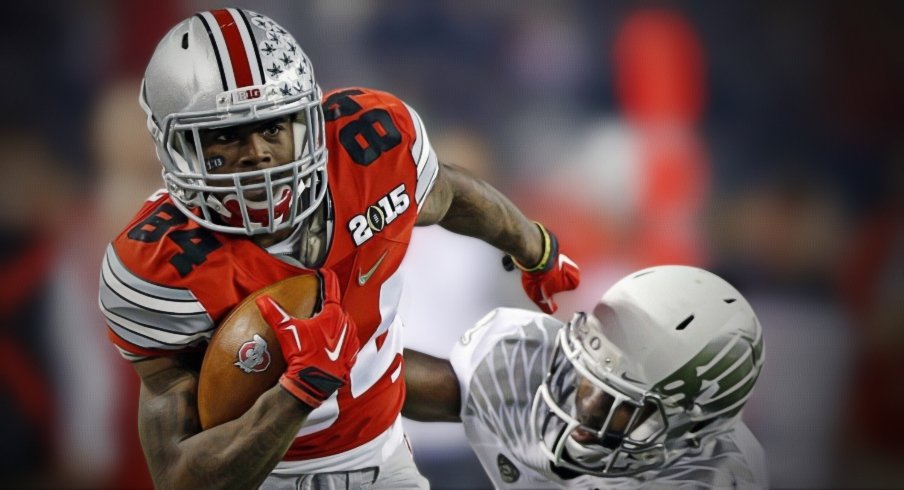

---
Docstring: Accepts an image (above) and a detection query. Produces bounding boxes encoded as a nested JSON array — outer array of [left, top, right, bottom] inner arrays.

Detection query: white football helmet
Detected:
[[531, 265, 764, 477], [140, 8, 327, 235]]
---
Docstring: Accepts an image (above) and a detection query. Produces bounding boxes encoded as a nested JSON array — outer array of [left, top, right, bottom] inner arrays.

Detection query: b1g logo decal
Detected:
[[235, 87, 261, 101], [220, 87, 263, 106], [234, 334, 272, 373], [348, 184, 410, 246]]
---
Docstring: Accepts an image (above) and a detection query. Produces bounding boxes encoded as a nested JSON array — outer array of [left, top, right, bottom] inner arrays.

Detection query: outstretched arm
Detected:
[[417, 162, 580, 314], [402, 349, 461, 422], [416, 162, 543, 267], [134, 355, 311, 489]]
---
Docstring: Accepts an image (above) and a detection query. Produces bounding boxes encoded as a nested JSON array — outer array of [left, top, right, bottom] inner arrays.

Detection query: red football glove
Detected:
[[503, 223, 581, 314], [255, 269, 360, 409]]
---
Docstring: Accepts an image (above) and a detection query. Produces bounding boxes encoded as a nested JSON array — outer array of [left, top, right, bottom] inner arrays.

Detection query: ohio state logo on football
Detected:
[[234, 334, 272, 373], [347, 183, 410, 246]]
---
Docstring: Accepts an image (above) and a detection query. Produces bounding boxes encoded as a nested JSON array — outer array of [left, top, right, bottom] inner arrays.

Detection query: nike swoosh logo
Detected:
[[325, 322, 348, 361], [357, 250, 389, 286]]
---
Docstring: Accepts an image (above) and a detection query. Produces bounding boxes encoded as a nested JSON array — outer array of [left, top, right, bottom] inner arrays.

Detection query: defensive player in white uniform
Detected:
[[404, 265, 768, 489]]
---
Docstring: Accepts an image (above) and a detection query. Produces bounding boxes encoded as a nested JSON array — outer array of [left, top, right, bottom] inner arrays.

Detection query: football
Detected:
[[198, 273, 321, 430]]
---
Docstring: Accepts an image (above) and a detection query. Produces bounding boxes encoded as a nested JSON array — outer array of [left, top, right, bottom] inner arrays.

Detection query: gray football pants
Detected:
[[260, 441, 430, 489]]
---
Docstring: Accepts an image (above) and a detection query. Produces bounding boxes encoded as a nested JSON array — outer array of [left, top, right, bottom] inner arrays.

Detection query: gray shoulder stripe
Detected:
[[405, 103, 425, 172], [99, 273, 207, 317], [104, 311, 214, 349], [404, 103, 437, 178], [402, 103, 439, 210], [415, 158, 439, 212], [114, 344, 147, 361], [99, 298, 216, 344], [107, 318, 192, 349], [103, 246, 206, 315], [99, 284, 214, 336], [107, 320, 202, 352]]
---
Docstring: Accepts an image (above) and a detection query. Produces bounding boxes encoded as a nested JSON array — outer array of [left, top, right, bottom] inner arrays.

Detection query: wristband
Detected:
[[502, 222, 558, 273]]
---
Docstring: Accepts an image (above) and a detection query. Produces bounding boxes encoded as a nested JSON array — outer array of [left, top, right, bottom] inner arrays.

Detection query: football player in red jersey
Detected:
[[98, 8, 580, 489]]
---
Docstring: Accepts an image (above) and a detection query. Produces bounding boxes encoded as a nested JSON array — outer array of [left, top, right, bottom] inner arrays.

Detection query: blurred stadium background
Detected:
[[1, 1, 901, 488]]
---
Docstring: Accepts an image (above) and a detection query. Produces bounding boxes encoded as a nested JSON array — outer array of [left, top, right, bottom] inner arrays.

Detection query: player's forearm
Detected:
[[186, 386, 309, 488], [402, 349, 462, 422], [432, 163, 543, 266], [142, 385, 310, 489]]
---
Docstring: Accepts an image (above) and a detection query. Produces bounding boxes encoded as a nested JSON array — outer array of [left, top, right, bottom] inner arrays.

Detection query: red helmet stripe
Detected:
[[210, 9, 254, 88]]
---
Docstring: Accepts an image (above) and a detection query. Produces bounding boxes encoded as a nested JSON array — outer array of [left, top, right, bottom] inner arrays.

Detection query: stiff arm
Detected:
[[416, 161, 544, 268], [401, 349, 461, 423]]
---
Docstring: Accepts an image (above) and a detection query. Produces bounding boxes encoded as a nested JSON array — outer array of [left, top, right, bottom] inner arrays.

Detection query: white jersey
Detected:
[[450, 308, 769, 489]]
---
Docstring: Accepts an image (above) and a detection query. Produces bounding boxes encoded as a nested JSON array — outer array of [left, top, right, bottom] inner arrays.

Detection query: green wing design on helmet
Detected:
[[654, 324, 764, 439]]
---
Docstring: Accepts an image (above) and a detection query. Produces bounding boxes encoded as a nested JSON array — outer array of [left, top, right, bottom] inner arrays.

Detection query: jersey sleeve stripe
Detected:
[[108, 325, 199, 357], [415, 161, 439, 213], [404, 103, 434, 177], [106, 328, 194, 360], [409, 107, 427, 175], [107, 322, 201, 352], [114, 344, 147, 362], [99, 282, 214, 335], [102, 302, 214, 348], [98, 266, 207, 321], [103, 245, 206, 312], [403, 103, 440, 210]]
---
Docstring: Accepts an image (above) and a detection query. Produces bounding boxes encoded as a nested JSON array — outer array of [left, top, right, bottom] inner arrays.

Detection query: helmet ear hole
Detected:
[[181, 32, 189, 49], [675, 315, 694, 331]]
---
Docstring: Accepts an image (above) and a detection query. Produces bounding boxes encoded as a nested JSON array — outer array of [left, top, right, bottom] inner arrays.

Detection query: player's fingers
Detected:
[[543, 300, 557, 315], [255, 294, 292, 327], [567, 270, 580, 290], [318, 268, 342, 305], [297, 302, 350, 340], [560, 254, 581, 290], [311, 306, 360, 357], [540, 283, 557, 314]]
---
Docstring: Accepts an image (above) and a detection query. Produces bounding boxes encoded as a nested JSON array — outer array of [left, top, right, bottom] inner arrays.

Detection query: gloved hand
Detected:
[[255, 269, 359, 409], [503, 223, 580, 314]]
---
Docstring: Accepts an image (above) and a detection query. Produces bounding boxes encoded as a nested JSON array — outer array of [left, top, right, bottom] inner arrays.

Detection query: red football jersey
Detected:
[[99, 87, 439, 466]]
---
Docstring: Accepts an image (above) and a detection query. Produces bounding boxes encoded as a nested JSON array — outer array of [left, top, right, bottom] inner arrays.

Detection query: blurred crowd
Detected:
[[0, 1, 900, 488]]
